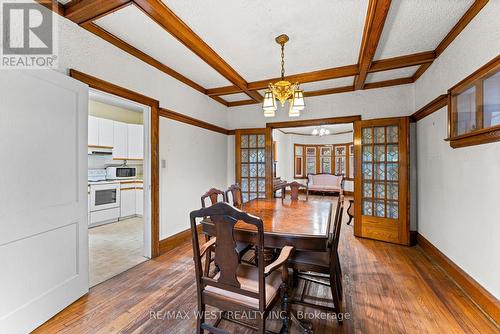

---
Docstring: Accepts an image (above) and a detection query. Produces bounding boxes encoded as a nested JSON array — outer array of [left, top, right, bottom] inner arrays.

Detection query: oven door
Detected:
[[90, 183, 121, 212]]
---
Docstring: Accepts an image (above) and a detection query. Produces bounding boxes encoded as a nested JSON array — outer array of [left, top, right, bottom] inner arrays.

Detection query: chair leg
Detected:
[[197, 303, 205, 334], [329, 274, 343, 324], [281, 282, 290, 334], [257, 315, 266, 334]]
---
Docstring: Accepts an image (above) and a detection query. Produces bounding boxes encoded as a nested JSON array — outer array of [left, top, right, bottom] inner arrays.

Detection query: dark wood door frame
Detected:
[[70, 69, 161, 258]]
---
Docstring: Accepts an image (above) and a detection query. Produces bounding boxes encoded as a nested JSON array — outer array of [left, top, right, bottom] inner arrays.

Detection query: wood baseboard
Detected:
[[159, 225, 201, 255], [417, 233, 500, 324]]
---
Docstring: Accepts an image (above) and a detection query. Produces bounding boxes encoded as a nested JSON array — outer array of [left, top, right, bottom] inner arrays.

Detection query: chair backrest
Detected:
[[190, 202, 266, 310], [329, 196, 344, 267], [225, 183, 243, 207], [201, 188, 226, 208], [328, 196, 343, 248], [282, 181, 307, 201]]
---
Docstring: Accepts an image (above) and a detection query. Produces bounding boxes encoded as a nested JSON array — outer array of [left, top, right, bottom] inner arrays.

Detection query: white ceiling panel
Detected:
[[374, 0, 474, 60], [57, 0, 72, 4], [162, 0, 368, 82], [219, 93, 251, 103], [280, 123, 353, 135], [366, 66, 419, 83], [300, 77, 354, 92], [94, 5, 232, 89]]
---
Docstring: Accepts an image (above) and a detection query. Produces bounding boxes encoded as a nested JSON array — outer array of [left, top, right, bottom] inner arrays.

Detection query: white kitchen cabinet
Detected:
[[113, 121, 128, 159], [135, 188, 144, 216], [88, 116, 99, 146], [98, 118, 114, 147], [127, 124, 143, 160], [120, 188, 136, 218]]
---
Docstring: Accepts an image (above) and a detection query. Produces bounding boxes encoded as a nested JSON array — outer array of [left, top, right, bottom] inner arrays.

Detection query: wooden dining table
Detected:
[[201, 198, 333, 252]]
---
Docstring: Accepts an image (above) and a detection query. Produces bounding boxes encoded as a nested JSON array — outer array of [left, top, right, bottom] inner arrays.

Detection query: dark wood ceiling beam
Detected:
[[304, 86, 354, 97], [363, 77, 413, 90], [65, 0, 131, 24], [354, 0, 392, 90], [412, 0, 489, 81], [35, 0, 65, 16], [134, 0, 262, 102], [369, 51, 435, 73]]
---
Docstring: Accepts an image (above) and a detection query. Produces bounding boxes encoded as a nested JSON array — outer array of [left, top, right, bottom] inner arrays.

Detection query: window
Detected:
[[239, 133, 266, 202], [448, 56, 500, 148], [293, 143, 354, 178]]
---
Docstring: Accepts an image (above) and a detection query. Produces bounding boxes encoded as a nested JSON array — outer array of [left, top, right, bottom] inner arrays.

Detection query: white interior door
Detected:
[[0, 70, 89, 333]]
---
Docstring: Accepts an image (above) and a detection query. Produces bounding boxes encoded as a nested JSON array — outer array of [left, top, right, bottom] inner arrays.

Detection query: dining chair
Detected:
[[190, 202, 294, 334], [201, 188, 253, 276], [225, 183, 243, 207], [282, 181, 308, 201], [289, 196, 345, 323]]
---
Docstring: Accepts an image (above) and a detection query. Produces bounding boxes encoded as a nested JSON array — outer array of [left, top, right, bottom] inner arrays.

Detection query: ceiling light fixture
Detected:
[[262, 34, 305, 118], [312, 127, 330, 136]]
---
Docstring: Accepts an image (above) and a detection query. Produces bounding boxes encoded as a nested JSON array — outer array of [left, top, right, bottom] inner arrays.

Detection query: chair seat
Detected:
[[204, 264, 282, 309], [289, 250, 330, 274]]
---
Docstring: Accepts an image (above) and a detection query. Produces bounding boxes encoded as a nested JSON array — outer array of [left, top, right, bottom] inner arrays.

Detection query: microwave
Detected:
[[106, 166, 137, 179]]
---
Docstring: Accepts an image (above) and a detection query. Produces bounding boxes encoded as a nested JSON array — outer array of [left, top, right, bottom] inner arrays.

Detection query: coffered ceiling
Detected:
[[45, 0, 489, 108]]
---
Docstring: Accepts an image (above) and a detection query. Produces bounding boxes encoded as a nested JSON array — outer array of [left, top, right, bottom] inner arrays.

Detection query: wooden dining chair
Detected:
[[289, 196, 345, 323], [225, 183, 243, 207], [190, 202, 294, 334], [201, 188, 252, 276], [282, 181, 308, 201]]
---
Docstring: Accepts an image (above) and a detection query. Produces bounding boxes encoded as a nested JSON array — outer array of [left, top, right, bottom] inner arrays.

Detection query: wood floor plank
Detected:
[[33, 196, 498, 334]]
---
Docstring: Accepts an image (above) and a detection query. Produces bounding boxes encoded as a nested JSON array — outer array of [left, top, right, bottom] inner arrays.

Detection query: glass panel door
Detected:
[[354, 117, 409, 245]]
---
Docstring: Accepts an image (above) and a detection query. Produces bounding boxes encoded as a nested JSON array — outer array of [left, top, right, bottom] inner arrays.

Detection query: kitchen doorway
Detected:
[[87, 89, 152, 287]]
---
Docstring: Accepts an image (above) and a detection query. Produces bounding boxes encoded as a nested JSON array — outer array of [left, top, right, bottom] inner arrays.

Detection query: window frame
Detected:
[[447, 56, 500, 148]]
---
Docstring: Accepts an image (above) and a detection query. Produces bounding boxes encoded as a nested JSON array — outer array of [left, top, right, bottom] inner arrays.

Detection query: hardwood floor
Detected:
[[34, 196, 498, 333]]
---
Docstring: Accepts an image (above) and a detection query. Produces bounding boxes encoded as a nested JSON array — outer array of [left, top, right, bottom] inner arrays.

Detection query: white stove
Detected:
[[88, 169, 121, 227]]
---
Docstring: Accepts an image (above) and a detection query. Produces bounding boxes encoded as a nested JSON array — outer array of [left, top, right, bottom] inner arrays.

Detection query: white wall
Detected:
[[414, 1, 500, 298], [159, 119, 228, 238]]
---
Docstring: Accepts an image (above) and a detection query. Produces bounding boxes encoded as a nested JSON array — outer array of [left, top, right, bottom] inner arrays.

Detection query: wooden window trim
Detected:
[[447, 56, 500, 148]]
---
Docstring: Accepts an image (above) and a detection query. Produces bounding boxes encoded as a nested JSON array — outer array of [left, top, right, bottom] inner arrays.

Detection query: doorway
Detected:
[[87, 89, 152, 286]]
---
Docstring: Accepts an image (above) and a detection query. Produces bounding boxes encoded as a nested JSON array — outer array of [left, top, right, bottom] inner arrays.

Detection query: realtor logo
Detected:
[[1, 0, 58, 69]]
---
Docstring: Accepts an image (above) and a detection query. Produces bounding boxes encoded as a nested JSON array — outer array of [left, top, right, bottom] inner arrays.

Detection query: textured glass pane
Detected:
[[241, 135, 249, 148], [241, 179, 248, 191], [306, 157, 316, 174], [374, 145, 385, 162], [241, 149, 248, 163], [386, 144, 398, 162], [242, 193, 249, 203], [362, 163, 373, 180], [320, 147, 332, 156], [321, 157, 331, 173], [363, 182, 372, 198], [258, 164, 265, 177], [249, 149, 257, 163], [335, 146, 346, 156], [362, 145, 373, 162], [258, 179, 265, 192], [374, 163, 385, 180], [362, 128, 372, 144], [387, 182, 398, 200], [257, 134, 265, 148], [249, 193, 257, 201], [258, 149, 265, 162], [249, 164, 257, 177], [387, 201, 398, 219], [455, 86, 477, 136], [363, 199, 372, 215], [249, 135, 257, 148], [249, 178, 257, 192], [349, 145, 354, 155], [306, 147, 316, 156], [335, 157, 346, 175], [258, 192, 266, 199], [375, 200, 385, 217], [374, 127, 385, 143], [349, 156, 354, 179], [484, 72, 500, 128], [387, 126, 398, 143], [241, 164, 249, 177], [387, 163, 399, 181], [295, 146, 303, 156], [374, 182, 385, 199]]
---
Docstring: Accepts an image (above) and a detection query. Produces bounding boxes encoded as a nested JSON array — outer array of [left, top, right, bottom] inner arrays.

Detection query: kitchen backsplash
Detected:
[[88, 154, 144, 176]]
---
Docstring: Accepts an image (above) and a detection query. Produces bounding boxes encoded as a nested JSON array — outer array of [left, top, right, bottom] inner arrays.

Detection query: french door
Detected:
[[235, 128, 272, 202], [354, 117, 410, 245]]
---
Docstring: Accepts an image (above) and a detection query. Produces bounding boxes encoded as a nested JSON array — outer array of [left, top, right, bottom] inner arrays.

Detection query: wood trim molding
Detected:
[[35, 0, 65, 15], [266, 115, 361, 129], [369, 51, 435, 73], [354, 0, 392, 90], [69, 69, 161, 257], [363, 77, 413, 90], [304, 85, 354, 97], [417, 233, 500, 324], [65, 0, 131, 24], [410, 94, 448, 122], [412, 0, 489, 81], [133, 0, 262, 102], [159, 225, 202, 255], [159, 108, 231, 135]]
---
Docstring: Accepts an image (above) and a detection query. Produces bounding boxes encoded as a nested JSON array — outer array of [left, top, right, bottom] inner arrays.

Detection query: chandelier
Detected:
[[262, 34, 305, 117], [312, 127, 330, 136]]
